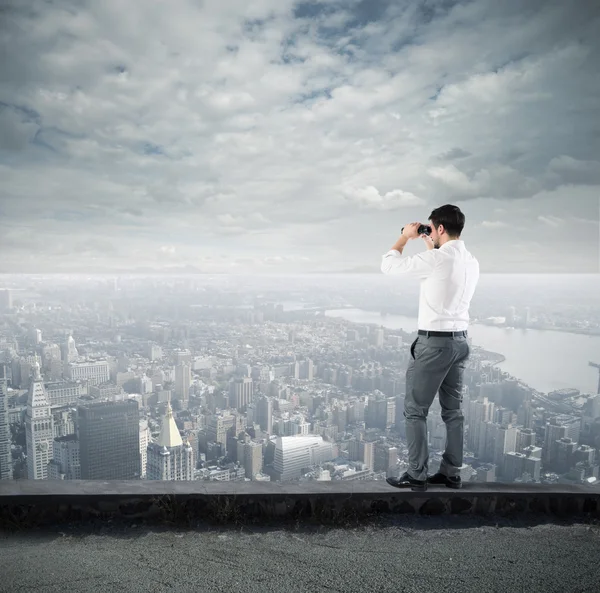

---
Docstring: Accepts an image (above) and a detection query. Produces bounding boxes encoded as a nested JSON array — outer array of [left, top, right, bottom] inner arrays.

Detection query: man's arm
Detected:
[[381, 226, 437, 277], [380, 248, 437, 276]]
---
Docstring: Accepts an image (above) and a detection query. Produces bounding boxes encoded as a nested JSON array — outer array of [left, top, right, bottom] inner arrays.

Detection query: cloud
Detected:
[[0, 0, 599, 272], [538, 215, 563, 228], [481, 220, 508, 228], [342, 185, 424, 210]]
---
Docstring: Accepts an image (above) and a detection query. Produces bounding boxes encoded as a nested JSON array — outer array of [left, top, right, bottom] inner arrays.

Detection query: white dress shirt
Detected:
[[381, 240, 480, 332]]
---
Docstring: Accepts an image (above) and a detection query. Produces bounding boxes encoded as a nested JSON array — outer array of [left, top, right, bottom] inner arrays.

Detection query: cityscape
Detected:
[[1, 273, 599, 488]]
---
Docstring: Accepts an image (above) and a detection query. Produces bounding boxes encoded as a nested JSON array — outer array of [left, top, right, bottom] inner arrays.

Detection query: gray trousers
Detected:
[[404, 334, 470, 481]]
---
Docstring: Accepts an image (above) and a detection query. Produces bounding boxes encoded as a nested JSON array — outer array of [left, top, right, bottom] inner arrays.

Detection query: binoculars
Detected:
[[401, 224, 432, 236]]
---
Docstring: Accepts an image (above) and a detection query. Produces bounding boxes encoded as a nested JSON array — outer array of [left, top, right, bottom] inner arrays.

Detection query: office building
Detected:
[[243, 441, 263, 479], [174, 362, 191, 402], [78, 400, 140, 480], [146, 402, 194, 481], [230, 377, 254, 412], [25, 363, 54, 480], [66, 360, 109, 386], [273, 436, 333, 481], [48, 435, 80, 480], [139, 419, 149, 478], [255, 395, 273, 434], [0, 364, 12, 480]]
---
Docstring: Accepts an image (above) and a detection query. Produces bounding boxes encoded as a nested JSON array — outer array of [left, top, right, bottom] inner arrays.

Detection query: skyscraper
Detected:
[[230, 377, 254, 412], [25, 363, 54, 480], [0, 364, 12, 480], [256, 395, 273, 434], [78, 400, 140, 480], [174, 362, 191, 402], [243, 441, 263, 479], [146, 401, 194, 481]]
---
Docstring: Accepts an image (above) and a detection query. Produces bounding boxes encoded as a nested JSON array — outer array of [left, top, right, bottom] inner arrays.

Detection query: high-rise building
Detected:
[[139, 419, 149, 478], [61, 335, 79, 363], [78, 400, 140, 480], [48, 435, 80, 480], [230, 377, 254, 412], [174, 362, 191, 402], [467, 396, 495, 452], [25, 363, 54, 480], [273, 436, 333, 481], [374, 443, 398, 474], [516, 428, 536, 453], [256, 395, 273, 434], [0, 364, 12, 480], [243, 441, 263, 479], [0, 289, 12, 311], [146, 402, 194, 481]]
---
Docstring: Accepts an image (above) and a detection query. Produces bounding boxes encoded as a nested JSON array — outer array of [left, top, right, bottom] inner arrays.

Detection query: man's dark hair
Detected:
[[429, 204, 465, 238]]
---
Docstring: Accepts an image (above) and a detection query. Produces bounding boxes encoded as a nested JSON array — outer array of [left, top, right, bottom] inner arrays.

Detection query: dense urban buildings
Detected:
[[0, 275, 598, 486]]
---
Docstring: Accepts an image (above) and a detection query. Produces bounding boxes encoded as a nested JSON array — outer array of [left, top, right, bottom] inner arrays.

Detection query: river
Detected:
[[323, 309, 600, 396]]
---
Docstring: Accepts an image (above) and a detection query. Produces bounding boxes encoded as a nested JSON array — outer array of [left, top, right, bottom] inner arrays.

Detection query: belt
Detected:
[[418, 330, 468, 337]]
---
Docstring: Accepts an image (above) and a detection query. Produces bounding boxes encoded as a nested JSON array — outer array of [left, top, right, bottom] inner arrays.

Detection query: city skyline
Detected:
[[1, 0, 599, 274]]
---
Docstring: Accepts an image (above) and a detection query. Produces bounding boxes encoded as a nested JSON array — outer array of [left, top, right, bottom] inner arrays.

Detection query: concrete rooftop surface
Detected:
[[1, 516, 599, 593]]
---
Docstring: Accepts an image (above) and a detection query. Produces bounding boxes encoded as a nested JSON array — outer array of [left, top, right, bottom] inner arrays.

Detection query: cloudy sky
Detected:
[[1, 0, 599, 274]]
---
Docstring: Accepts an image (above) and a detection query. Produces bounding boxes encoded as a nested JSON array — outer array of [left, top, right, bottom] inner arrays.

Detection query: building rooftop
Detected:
[[2, 480, 599, 592], [2, 516, 599, 593]]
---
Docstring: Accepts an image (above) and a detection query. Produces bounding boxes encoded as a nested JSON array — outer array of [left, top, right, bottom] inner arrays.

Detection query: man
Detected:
[[380, 204, 480, 491]]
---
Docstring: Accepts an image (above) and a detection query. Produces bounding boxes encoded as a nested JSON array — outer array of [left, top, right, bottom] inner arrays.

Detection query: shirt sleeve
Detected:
[[380, 249, 437, 278]]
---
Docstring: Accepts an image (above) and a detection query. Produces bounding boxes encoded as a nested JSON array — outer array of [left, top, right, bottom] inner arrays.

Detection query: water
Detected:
[[324, 309, 600, 395]]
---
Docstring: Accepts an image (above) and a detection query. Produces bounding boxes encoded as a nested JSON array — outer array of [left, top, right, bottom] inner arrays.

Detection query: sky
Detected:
[[0, 0, 599, 274]]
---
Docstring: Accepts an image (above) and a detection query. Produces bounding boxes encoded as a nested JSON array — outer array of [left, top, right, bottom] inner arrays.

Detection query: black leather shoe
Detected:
[[386, 471, 427, 492], [427, 472, 462, 489]]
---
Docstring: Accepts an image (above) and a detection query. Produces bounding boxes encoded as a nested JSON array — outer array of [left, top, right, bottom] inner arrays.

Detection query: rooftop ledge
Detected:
[[1, 481, 599, 530]]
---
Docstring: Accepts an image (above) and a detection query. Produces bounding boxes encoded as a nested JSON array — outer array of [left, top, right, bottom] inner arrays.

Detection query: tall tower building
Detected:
[[61, 335, 79, 363], [174, 362, 191, 402], [139, 419, 150, 479], [230, 377, 254, 412], [256, 395, 273, 434], [243, 441, 263, 479], [146, 401, 194, 481], [78, 400, 140, 480], [25, 363, 54, 480], [0, 364, 12, 480]]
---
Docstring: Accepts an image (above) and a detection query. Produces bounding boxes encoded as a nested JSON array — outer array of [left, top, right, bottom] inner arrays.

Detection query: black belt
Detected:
[[418, 330, 468, 337]]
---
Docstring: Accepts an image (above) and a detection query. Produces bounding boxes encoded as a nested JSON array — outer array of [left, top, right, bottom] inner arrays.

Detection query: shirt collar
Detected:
[[439, 239, 463, 251]]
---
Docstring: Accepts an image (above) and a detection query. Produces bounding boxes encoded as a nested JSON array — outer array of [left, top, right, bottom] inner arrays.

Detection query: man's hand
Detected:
[[402, 222, 422, 240], [421, 234, 435, 250]]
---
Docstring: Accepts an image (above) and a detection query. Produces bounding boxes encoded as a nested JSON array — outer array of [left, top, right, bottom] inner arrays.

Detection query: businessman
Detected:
[[381, 204, 480, 491]]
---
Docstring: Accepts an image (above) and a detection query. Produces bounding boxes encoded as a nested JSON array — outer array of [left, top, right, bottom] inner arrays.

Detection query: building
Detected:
[[78, 400, 140, 480], [374, 442, 398, 474], [255, 395, 273, 434], [61, 335, 79, 363], [0, 289, 12, 311], [273, 435, 334, 481], [0, 364, 12, 480], [139, 419, 149, 478], [174, 363, 191, 402], [25, 363, 54, 480], [47, 435, 80, 480], [66, 360, 110, 386], [45, 380, 88, 407], [230, 377, 254, 412], [146, 402, 194, 481], [243, 441, 263, 479]]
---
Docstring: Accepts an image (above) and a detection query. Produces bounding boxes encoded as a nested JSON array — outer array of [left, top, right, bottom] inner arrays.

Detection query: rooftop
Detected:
[[2, 480, 600, 591]]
